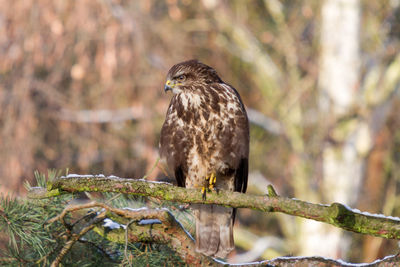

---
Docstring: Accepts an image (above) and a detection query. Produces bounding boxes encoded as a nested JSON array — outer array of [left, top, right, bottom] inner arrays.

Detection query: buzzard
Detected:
[[159, 59, 249, 258]]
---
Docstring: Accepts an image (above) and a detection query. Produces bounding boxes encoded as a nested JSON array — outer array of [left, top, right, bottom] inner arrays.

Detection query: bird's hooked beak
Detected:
[[164, 80, 173, 92]]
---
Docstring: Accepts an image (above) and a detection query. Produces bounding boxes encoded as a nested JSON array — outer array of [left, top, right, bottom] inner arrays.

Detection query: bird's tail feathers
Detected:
[[194, 204, 234, 258]]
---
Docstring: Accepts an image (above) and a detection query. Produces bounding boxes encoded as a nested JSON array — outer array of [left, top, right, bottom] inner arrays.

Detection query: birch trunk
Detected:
[[300, 0, 365, 258]]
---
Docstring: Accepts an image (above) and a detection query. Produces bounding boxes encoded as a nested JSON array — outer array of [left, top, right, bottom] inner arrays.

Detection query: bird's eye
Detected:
[[177, 75, 186, 81]]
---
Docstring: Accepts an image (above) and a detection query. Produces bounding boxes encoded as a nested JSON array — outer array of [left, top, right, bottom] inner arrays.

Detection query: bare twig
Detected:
[[247, 108, 283, 135], [57, 106, 146, 123], [124, 219, 135, 265], [50, 211, 107, 267], [142, 157, 160, 180]]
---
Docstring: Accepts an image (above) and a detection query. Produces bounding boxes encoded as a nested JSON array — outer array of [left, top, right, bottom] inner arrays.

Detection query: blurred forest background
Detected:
[[1, 0, 400, 264]]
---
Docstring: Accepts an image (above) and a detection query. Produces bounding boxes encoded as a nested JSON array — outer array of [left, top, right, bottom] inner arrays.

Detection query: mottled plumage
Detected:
[[159, 59, 249, 258]]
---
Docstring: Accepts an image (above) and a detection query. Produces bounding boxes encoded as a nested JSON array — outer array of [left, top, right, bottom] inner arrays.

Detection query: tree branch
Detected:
[[46, 200, 400, 267], [50, 210, 107, 267], [28, 174, 400, 240], [48, 201, 215, 266]]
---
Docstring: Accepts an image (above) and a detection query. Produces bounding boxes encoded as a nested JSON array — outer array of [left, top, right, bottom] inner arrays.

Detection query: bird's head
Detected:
[[164, 59, 222, 94]]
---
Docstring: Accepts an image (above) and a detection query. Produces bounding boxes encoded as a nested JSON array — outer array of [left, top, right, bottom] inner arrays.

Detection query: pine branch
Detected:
[[27, 174, 400, 240], [47, 201, 214, 266], [46, 200, 400, 267]]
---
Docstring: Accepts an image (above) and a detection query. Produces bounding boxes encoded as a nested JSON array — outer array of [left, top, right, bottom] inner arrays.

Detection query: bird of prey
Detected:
[[159, 59, 249, 258]]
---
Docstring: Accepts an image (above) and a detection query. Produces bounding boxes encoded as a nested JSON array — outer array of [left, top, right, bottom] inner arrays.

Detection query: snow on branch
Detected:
[[44, 200, 400, 266], [46, 201, 213, 266], [28, 174, 400, 240]]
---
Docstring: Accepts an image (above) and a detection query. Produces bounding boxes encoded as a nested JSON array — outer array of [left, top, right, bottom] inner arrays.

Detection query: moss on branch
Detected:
[[28, 174, 400, 240], [50, 201, 215, 266]]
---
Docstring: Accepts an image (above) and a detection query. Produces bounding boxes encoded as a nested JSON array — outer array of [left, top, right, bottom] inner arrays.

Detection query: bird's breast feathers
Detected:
[[160, 82, 247, 188]]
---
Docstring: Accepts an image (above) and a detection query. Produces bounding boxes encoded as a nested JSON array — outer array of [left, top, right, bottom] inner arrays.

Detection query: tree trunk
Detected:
[[301, 0, 363, 258]]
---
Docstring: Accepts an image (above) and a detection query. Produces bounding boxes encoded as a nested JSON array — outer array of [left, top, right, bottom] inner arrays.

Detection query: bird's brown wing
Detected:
[[235, 157, 248, 194], [159, 97, 188, 188], [174, 166, 185, 188], [232, 157, 248, 224]]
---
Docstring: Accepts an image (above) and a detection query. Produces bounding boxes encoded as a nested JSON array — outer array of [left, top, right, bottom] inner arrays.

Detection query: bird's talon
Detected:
[[201, 187, 207, 200], [207, 173, 217, 189], [203, 173, 217, 199]]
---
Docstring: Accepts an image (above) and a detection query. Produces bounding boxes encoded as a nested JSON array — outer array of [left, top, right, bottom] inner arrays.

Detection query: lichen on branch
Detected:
[[27, 174, 400, 240]]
